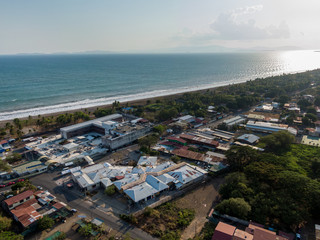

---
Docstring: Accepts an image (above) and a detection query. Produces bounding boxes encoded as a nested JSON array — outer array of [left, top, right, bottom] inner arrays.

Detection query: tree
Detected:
[[0, 232, 23, 240], [6, 153, 22, 164], [302, 116, 313, 127], [171, 155, 181, 163], [315, 96, 320, 107], [260, 130, 295, 153], [153, 125, 167, 135], [53, 232, 66, 240], [215, 198, 251, 219], [0, 159, 11, 172], [156, 108, 178, 122], [37, 215, 54, 230], [225, 146, 258, 171], [305, 113, 317, 122], [78, 224, 93, 238], [219, 172, 254, 201], [138, 134, 159, 151], [104, 185, 116, 196], [0, 215, 12, 231]]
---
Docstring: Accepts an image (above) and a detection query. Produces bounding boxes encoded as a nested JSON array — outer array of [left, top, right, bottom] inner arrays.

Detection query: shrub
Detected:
[[53, 232, 66, 240], [120, 214, 138, 225], [104, 185, 116, 196], [37, 215, 54, 230]]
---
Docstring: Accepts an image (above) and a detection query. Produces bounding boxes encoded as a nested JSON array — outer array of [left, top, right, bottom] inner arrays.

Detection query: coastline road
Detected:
[[30, 172, 157, 240]]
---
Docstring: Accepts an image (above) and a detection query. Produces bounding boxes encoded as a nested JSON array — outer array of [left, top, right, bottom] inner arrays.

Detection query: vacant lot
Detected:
[[175, 177, 225, 240]]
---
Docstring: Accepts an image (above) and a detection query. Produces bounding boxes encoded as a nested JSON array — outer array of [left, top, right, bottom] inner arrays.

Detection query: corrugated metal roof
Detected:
[[124, 182, 158, 202], [146, 175, 168, 191], [5, 190, 34, 206]]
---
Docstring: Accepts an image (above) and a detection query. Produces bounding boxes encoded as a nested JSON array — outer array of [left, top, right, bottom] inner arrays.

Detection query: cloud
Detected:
[[173, 5, 290, 45], [210, 6, 290, 40], [231, 5, 264, 18]]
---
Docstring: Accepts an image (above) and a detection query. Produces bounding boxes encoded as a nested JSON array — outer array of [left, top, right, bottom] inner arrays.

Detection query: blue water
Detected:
[[1, 51, 320, 120]]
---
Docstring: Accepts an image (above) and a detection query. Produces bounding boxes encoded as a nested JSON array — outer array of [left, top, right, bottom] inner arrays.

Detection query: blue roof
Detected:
[[237, 134, 260, 144]]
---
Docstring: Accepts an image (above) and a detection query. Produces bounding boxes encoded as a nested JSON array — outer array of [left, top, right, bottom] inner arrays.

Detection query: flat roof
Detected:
[[223, 116, 245, 125], [13, 161, 47, 174], [60, 114, 122, 133]]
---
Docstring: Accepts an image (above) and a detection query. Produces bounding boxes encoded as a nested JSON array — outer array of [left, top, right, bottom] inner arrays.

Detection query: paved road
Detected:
[[30, 172, 156, 240]]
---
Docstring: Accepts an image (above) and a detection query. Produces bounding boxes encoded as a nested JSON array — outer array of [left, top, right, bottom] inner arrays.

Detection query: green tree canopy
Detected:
[[0, 215, 12, 231], [37, 215, 54, 230], [215, 198, 251, 219], [260, 130, 295, 153], [0, 232, 23, 240], [0, 158, 11, 172], [225, 146, 258, 171]]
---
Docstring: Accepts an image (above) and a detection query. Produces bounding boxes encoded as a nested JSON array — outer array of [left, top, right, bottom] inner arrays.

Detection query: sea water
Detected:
[[1, 50, 320, 121]]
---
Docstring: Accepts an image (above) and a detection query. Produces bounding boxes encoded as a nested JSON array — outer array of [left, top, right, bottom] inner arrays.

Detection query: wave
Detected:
[[0, 64, 316, 121]]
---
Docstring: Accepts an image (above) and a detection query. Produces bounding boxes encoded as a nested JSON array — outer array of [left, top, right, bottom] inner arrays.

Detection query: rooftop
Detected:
[[5, 190, 34, 206], [212, 222, 236, 240], [60, 114, 122, 132], [237, 134, 260, 144]]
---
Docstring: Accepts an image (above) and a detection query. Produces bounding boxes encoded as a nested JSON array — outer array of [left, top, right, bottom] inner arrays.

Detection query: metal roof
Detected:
[[60, 114, 122, 133], [146, 175, 168, 191], [124, 182, 158, 202], [237, 134, 260, 144]]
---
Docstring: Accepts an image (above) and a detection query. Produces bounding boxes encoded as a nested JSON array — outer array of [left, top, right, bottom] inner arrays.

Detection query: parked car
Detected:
[[0, 185, 6, 188], [71, 209, 77, 213], [6, 194, 13, 198], [17, 179, 24, 182], [6, 182, 15, 186]]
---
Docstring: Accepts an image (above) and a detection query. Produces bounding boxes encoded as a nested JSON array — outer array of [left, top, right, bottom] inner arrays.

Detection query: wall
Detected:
[[103, 126, 151, 150]]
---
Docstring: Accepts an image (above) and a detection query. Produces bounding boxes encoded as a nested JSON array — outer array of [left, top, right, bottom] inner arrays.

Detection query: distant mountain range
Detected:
[[7, 45, 310, 56]]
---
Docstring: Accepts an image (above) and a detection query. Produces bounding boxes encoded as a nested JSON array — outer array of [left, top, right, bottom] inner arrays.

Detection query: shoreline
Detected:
[[0, 78, 246, 123], [0, 68, 311, 123], [0, 67, 318, 125]]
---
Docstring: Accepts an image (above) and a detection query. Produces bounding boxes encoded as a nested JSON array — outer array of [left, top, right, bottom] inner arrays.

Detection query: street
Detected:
[[30, 172, 157, 240]]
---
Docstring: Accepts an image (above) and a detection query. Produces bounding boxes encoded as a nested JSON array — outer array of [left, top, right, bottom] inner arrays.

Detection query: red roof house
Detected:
[[212, 222, 236, 240]]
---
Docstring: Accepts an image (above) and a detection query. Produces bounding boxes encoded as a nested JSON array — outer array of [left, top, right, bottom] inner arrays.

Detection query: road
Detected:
[[30, 172, 156, 240]]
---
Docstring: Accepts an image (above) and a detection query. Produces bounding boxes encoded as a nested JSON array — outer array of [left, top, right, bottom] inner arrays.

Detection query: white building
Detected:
[[72, 161, 207, 204], [246, 121, 297, 135], [137, 156, 157, 166]]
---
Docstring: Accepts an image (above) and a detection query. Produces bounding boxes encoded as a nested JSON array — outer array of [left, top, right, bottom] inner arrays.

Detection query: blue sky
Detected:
[[1, 0, 320, 54]]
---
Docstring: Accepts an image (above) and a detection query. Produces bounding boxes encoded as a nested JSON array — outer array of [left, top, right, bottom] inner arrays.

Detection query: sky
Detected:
[[0, 0, 320, 54]]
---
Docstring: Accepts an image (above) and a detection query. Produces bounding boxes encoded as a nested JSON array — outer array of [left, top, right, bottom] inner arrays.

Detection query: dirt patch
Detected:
[[175, 177, 225, 240]]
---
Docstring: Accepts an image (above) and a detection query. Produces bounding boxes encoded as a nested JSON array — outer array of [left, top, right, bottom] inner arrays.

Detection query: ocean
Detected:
[[1, 50, 320, 121]]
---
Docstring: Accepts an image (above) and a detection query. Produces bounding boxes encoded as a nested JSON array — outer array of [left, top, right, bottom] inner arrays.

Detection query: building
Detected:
[[60, 114, 123, 139], [255, 104, 273, 112], [233, 229, 253, 240], [137, 156, 158, 166], [167, 136, 187, 146], [301, 135, 320, 147], [246, 121, 297, 135], [196, 128, 234, 141], [3, 190, 35, 210], [179, 133, 219, 149], [223, 116, 246, 129], [247, 114, 266, 122], [315, 224, 320, 240], [2, 190, 67, 230], [72, 161, 207, 204], [212, 222, 289, 240], [102, 119, 152, 150], [0, 140, 11, 152], [212, 221, 236, 240], [206, 151, 227, 162], [12, 161, 48, 176], [237, 134, 260, 145]]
